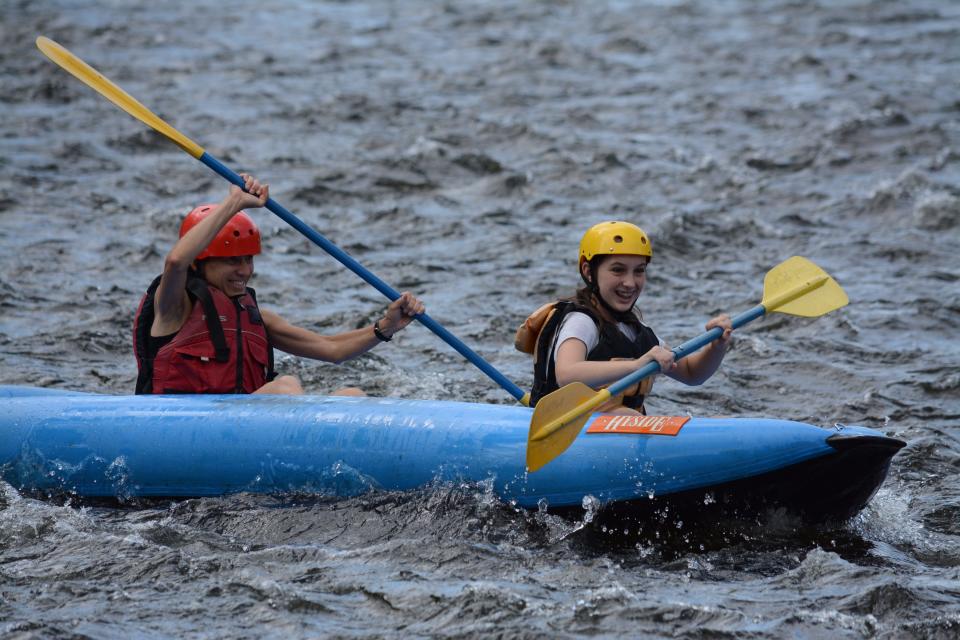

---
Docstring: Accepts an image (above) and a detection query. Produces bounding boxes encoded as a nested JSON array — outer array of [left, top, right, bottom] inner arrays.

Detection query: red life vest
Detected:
[[133, 274, 274, 394]]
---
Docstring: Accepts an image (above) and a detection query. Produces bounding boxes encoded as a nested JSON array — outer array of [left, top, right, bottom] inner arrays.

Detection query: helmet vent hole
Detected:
[[613, 235, 623, 244], [233, 230, 240, 237]]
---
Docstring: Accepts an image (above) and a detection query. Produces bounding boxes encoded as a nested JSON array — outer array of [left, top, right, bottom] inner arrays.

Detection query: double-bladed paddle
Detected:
[[526, 256, 849, 471], [36, 36, 528, 404]]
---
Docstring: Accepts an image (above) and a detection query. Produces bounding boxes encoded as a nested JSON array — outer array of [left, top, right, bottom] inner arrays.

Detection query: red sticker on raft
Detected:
[[586, 415, 690, 436]]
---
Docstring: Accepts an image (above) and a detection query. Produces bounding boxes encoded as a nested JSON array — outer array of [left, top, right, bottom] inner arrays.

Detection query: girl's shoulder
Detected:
[[562, 309, 598, 325], [558, 311, 601, 342]]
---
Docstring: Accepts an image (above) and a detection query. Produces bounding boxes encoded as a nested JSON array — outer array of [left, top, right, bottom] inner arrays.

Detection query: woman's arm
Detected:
[[665, 314, 733, 385], [262, 292, 425, 363], [554, 338, 677, 388]]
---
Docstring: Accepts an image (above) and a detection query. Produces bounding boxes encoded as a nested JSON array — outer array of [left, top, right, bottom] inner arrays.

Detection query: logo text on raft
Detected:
[[586, 415, 690, 436]]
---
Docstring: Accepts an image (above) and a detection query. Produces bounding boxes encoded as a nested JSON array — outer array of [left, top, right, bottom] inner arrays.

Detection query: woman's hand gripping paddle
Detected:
[[35, 36, 529, 405], [526, 256, 849, 472]]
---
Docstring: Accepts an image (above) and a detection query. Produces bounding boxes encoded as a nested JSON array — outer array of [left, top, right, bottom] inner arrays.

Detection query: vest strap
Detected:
[[186, 277, 230, 363], [133, 274, 164, 394], [245, 286, 276, 381]]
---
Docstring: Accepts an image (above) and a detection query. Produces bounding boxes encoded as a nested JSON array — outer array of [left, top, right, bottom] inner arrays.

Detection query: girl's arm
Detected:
[[554, 338, 676, 388], [665, 314, 733, 385]]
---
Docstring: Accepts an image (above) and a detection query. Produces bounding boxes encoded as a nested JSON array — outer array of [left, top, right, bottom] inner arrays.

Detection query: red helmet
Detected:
[[179, 204, 261, 260]]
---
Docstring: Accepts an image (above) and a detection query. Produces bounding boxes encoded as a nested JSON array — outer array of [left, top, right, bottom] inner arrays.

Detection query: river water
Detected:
[[1, 0, 958, 637]]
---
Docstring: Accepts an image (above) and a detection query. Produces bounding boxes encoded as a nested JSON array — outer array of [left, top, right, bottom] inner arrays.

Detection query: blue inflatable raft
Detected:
[[0, 386, 904, 522]]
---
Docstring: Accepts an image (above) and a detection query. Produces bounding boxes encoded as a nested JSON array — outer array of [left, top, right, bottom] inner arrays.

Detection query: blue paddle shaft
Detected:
[[606, 304, 766, 397], [199, 152, 526, 401]]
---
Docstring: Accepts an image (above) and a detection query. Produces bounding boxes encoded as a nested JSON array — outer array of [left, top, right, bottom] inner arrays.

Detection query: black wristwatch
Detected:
[[373, 320, 392, 342]]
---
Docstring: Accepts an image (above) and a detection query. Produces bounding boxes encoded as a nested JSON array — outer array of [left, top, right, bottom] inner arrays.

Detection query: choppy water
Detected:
[[1, 0, 959, 637]]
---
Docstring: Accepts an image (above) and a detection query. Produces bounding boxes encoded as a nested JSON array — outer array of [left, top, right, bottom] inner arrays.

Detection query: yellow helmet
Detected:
[[578, 221, 652, 267]]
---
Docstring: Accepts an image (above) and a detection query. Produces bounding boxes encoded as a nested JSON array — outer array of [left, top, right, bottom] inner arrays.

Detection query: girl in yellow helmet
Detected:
[[516, 221, 732, 414]]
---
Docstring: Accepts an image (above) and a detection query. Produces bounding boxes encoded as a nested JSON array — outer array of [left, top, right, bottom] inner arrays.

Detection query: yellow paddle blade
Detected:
[[527, 383, 608, 472], [762, 256, 848, 317], [36, 36, 205, 159]]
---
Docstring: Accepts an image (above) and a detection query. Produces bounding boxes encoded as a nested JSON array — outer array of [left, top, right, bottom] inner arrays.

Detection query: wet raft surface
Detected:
[[1, 0, 959, 637]]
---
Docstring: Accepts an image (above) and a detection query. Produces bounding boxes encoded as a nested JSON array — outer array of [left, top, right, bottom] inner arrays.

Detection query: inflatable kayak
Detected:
[[0, 386, 904, 522]]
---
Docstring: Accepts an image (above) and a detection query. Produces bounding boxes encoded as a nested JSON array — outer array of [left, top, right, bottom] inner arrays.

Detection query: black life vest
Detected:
[[529, 301, 659, 410], [133, 274, 276, 394]]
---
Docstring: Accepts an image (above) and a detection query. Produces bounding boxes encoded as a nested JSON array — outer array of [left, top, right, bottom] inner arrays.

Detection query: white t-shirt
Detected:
[[552, 311, 659, 361]]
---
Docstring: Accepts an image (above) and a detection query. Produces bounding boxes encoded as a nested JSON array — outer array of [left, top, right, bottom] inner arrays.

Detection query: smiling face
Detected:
[[582, 254, 649, 313], [198, 255, 255, 297]]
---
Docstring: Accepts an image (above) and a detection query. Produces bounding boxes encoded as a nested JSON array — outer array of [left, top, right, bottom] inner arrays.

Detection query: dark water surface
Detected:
[[2, 0, 959, 637]]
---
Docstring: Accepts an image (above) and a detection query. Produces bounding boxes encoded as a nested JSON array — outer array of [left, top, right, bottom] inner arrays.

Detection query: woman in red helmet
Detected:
[[133, 174, 424, 395]]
